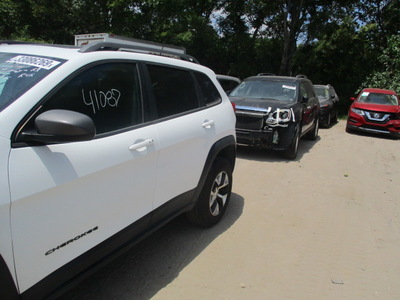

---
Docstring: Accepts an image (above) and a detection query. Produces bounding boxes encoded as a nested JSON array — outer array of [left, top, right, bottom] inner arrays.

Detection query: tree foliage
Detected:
[[1, 0, 398, 113], [360, 35, 400, 93]]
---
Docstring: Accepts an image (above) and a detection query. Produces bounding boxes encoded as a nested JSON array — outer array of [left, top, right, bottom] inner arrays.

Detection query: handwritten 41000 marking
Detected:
[[82, 88, 121, 114]]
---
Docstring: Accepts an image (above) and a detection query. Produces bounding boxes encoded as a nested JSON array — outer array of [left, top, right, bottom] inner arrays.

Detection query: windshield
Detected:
[[315, 86, 329, 100], [358, 91, 399, 106], [230, 80, 297, 102], [0, 53, 66, 112]]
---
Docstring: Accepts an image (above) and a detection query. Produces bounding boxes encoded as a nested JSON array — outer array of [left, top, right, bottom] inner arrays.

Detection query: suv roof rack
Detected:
[[79, 41, 199, 63], [76, 33, 199, 63]]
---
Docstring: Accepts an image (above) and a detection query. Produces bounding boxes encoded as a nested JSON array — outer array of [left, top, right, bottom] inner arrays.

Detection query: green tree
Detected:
[[360, 35, 400, 93]]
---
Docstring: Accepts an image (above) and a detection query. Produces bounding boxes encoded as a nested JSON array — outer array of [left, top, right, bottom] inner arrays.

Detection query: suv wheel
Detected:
[[186, 158, 232, 227], [332, 110, 338, 123], [283, 127, 300, 160], [305, 118, 319, 140], [325, 113, 331, 128]]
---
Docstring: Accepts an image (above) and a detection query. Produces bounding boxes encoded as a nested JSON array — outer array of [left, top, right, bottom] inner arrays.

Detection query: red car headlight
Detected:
[[351, 108, 365, 116]]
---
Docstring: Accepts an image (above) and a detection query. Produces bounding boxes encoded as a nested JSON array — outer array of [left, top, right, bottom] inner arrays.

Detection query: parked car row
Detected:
[[3, 33, 397, 300]]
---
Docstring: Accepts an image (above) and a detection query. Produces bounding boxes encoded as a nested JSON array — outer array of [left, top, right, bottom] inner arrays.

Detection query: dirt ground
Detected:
[[59, 120, 400, 300]]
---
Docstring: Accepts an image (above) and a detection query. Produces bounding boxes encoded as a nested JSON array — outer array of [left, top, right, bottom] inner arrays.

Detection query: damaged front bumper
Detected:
[[236, 125, 296, 150], [235, 106, 298, 150]]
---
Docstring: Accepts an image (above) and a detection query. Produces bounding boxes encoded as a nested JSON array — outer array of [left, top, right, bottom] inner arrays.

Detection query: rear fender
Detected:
[[190, 135, 236, 206]]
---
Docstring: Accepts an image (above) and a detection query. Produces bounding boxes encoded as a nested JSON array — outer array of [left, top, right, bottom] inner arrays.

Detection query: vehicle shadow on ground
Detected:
[[236, 136, 321, 163], [57, 193, 244, 300]]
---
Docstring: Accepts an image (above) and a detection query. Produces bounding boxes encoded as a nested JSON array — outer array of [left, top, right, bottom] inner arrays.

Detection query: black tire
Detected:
[[283, 127, 300, 160], [325, 113, 331, 128], [305, 117, 319, 140], [186, 158, 233, 227], [332, 110, 338, 123]]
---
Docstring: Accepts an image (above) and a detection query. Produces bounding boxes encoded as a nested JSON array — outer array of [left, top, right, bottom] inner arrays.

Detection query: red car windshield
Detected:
[[358, 91, 399, 106]]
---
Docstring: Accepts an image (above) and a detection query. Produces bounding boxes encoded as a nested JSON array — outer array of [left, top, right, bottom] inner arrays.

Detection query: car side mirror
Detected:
[[301, 96, 309, 103], [19, 109, 96, 143], [350, 97, 356, 101]]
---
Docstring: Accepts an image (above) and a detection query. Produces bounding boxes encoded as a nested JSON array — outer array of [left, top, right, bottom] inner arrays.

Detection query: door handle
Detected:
[[202, 120, 215, 128], [129, 139, 154, 151]]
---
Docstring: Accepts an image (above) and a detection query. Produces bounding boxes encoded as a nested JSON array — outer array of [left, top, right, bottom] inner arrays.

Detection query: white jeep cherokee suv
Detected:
[[0, 39, 236, 299]]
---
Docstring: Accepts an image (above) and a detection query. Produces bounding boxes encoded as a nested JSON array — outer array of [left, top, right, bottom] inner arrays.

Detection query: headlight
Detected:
[[351, 108, 365, 116], [265, 108, 293, 126], [279, 109, 291, 121]]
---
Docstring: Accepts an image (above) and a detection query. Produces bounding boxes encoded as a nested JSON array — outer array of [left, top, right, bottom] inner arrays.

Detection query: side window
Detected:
[[40, 63, 142, 134], [194, 72, 221, 105], [147, 64, 199, 118], [299, 83, 309, 100], [306, 83, 315, 98]]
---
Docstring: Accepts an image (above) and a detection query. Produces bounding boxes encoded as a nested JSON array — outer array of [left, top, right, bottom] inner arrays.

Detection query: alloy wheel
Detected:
[[209, 171, 230, 216]]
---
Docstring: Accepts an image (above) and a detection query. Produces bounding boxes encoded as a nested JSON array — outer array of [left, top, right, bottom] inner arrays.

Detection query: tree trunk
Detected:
[[279, 0, 303, 75]]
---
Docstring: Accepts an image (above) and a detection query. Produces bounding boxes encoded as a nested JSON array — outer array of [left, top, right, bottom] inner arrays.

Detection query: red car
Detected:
[[346, 88, 400, 137]]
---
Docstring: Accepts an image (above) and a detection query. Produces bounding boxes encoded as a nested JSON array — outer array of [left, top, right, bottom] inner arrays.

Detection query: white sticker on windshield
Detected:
[[7, 55, 61, 70], [361, 92, 370, 97], [282, 85, 296, 90]]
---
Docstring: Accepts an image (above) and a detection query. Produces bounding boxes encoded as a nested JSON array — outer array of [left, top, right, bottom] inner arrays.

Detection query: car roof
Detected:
[[0, 39, 199, 64], [0, 41, 216, 79], [216, 74, 241, 83], [0, 43, 79, 60], [362, 88, 397, 95]]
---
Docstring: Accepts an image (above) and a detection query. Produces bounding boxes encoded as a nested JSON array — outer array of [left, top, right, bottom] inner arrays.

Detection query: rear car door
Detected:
[[9, 62, 158, 293], [299, 81, 318, 133], [145, 64, 223, 212]]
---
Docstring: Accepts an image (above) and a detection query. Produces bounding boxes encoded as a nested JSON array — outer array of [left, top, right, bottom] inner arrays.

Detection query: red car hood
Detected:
[[352, 102, 400, 113]]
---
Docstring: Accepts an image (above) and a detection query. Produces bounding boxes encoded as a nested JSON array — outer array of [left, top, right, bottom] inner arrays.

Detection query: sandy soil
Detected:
[[59, 120, 400, 300]]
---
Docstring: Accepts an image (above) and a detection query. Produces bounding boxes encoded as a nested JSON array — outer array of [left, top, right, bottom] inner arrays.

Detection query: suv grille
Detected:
[[235, 111, 265, 130], [364, 111, 390, 124]]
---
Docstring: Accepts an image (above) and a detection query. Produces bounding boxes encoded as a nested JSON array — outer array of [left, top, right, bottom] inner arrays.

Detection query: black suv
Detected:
[[314, 84, 340, 127], [229, 75, 320, 159]]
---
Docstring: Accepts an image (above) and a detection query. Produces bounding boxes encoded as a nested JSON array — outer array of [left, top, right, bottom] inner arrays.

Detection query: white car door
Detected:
[[8, 62, 158, 293], [145, 65, 224, 209]]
